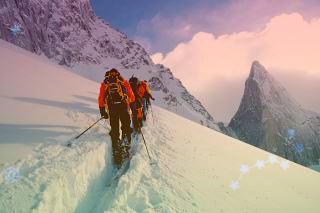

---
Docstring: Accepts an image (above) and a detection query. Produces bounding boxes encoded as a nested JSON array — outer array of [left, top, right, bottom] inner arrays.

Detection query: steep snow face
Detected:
[[0, 0, 219, 130], [229, 61, 320, 166]]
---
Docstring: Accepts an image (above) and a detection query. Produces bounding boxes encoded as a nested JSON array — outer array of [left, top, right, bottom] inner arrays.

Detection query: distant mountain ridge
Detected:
[[0, 0, 220, 130], [229, 61, 320, 166]]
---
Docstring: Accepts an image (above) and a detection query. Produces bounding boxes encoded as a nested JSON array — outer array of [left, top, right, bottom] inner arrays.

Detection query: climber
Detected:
[[98, 68, 135, 168], [142, 80, 155, 113], [129, 76, 143, 132]]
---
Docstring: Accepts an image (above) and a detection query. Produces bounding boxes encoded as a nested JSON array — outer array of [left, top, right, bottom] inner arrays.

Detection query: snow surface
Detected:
[[1, 106, 320, 212], [0, 40, 99, 163], [1, 40, 320, 212]]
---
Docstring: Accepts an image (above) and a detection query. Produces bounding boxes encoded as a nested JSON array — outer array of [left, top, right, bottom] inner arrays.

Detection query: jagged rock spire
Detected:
[[229, 61, 320, 166]]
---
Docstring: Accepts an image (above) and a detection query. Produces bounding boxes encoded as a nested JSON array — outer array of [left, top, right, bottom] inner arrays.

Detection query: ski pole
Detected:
[[67, 117, 103, 147], [75, 117, 104, 139], [140, 130, 152, 161], [150, 104, 155, 125]]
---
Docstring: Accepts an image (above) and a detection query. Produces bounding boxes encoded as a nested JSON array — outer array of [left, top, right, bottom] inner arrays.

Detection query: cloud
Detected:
[[137, 0, 320, 53], [151, 52, 164, 64], [151, 13, 320, 123]]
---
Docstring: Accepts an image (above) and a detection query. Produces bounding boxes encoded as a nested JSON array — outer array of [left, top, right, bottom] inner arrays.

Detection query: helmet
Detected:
[[105, 68, 119, 77]]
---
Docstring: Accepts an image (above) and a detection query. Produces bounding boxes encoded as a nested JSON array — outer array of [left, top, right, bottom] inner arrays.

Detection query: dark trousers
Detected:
[[142, 97, 147, 121], [130, 99, 143, 131], [108, 102, 132, 166], [145, 97, 151, 110]]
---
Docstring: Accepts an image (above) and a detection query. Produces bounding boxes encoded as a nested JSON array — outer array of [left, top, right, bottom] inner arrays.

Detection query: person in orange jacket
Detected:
[[138, 80, 155, 121], [143, 80, 155, 111], [129, 76, 144, 131], [98, 68, 135, 167]]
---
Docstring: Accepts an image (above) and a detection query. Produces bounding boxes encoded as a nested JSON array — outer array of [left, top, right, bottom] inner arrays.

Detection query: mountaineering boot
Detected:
[[121, 134, 131, 159], [111, 138, 123, 169], [113, 150, 122, 169]]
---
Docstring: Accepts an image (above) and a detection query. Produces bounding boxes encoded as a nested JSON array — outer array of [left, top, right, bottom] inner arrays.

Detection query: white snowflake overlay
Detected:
[[3, 167, 21, 184], [229, 154, 290, 191]]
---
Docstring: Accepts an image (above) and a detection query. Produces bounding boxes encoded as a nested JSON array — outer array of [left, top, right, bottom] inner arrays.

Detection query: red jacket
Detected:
[[98, 83, 107, 108], [124, 80, 135, 103], [137, 81, 147, 99], [98, 80, 135, 108]]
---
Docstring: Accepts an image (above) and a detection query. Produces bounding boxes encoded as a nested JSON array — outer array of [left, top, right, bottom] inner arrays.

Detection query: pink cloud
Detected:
[[151, 13, 320, 122], [138, 0, 320, 53]]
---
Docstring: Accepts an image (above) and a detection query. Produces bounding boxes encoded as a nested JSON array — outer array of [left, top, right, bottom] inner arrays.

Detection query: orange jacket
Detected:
[[124, 80, 135, 103], [98, 80, 135, 108], [98, 83, 106, 108], [137, 81, 146, 99]]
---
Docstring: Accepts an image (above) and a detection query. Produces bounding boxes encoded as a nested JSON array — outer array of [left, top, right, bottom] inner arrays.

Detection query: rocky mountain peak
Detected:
[[247, 61, 299, 113], [229, 61, 320, 167], [249, 61, 270, 81]]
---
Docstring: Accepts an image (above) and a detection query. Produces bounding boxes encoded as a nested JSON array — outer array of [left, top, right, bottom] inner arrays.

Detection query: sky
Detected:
[[91, 0, 320, 123], [91, 0, 228, 53]]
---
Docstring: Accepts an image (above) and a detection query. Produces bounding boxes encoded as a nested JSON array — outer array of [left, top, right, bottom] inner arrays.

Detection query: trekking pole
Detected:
[[67, 117, 104, 147], [140, 130, 152, 162], [150, 104, 155, 125]]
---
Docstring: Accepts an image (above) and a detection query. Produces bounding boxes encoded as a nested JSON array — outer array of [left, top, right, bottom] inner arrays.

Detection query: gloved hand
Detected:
[[151, 96, 155, 101], [99, 107, 109, 119]]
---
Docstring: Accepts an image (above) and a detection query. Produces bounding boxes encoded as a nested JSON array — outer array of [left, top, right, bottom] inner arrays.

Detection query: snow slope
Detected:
[[0, 41, 320, 212], [1, 106, 320, 212], [0, 39, 99, 163]]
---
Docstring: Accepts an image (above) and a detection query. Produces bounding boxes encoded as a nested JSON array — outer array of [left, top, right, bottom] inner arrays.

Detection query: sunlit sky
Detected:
[[91, 0, 320, 122]]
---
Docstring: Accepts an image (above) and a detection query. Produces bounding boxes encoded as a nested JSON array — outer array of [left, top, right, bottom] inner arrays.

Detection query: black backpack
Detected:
[[129, 76, 139, 97], [104, 71, 127, 104], [129, 76, 143, 108]]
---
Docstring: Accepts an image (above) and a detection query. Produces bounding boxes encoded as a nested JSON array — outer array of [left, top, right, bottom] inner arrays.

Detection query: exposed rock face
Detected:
[[229, 61, 320, 166], [0, 0, 151, 67], [0, 0, 220, 130]]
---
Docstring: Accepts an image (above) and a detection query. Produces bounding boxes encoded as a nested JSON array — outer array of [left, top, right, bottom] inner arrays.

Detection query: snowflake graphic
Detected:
[[280, 160, 290, 170], [230, 180, 240, 191], [230, 154, 290, 191], [294, 143, 304, 154], [255, 160, 265, 169], [287, 129, 296, 141], [9, 24, 22, 36], [268, 155, 278, 164], [3, 167, 21, 184], [240, 164, 249, 174]]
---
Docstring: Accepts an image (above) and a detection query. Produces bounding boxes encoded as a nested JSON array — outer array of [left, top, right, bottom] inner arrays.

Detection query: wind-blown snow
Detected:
[[0, 41, 319, 213]]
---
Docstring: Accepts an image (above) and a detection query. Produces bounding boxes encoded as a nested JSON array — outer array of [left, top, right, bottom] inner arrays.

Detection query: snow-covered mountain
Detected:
[[229, 61, 320, 166], [0, 0, 219, 130], [1, 42, 320, 212]]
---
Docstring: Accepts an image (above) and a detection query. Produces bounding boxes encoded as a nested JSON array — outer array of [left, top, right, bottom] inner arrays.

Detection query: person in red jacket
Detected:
[[129, 76, 144, 131], [143, 80, 155, 111], [98, 68, 134, 168], [139, 80, 155, 121]]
